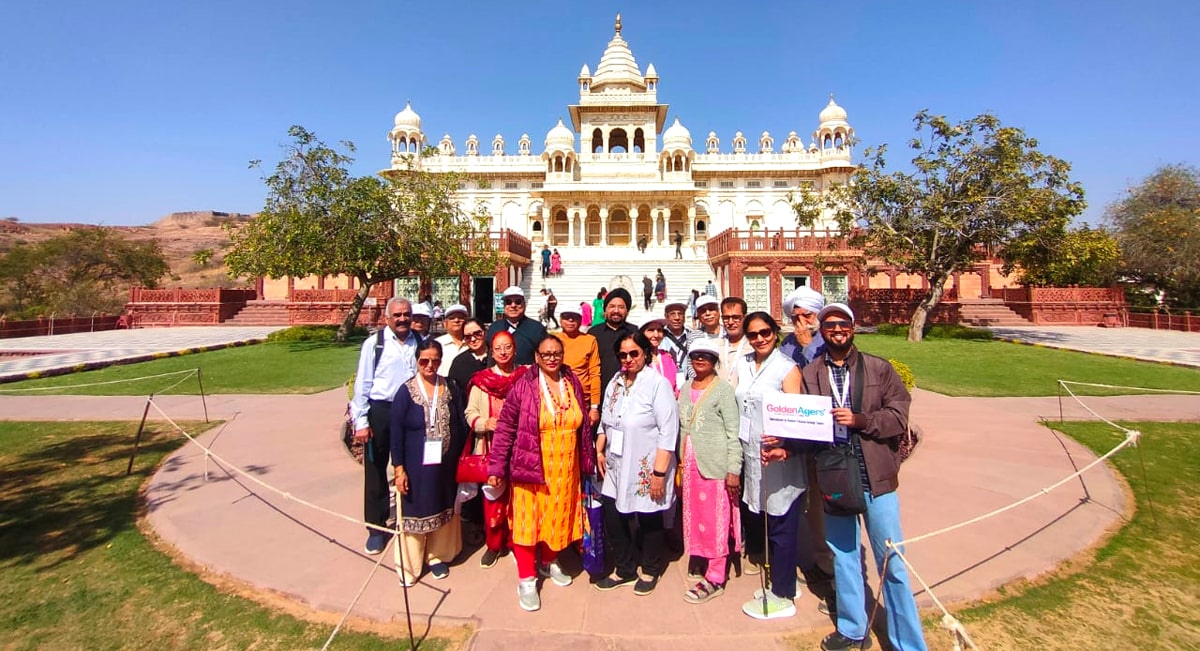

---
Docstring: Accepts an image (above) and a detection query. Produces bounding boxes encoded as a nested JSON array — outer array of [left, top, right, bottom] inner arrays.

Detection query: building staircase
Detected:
[[225, 300, 291, 326], [518, 248, 716, 327], [959, 299, 1032, 327]]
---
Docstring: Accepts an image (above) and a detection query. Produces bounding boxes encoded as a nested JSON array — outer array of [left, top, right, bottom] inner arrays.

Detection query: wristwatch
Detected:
[[651, 469, 667, 478]]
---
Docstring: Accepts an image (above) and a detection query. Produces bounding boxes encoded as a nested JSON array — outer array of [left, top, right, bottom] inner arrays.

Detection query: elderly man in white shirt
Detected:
[[435, 304, 470, 376], [350, 296, 421, 554]]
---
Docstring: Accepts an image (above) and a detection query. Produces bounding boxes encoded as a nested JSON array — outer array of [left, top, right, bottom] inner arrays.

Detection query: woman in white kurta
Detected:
[[735, 311, 806, 620], [595, 330, 679, 596]]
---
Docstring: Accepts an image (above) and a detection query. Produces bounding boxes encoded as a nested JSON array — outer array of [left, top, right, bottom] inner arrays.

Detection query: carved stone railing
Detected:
[[706, 227, 861, 259]]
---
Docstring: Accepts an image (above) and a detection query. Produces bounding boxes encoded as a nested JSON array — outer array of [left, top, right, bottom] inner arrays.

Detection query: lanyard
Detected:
[[417, 376, 441, 437], [827, 365, 851, 409], [740, 350, 774, 412]]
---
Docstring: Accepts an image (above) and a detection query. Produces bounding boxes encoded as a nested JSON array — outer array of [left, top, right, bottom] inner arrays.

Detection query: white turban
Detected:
[[784, 286, 825, 315]]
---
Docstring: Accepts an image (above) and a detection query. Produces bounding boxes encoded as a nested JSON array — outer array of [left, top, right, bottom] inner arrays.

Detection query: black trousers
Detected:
[[364, 400, 393, 531], [602, 495, 667, 579]]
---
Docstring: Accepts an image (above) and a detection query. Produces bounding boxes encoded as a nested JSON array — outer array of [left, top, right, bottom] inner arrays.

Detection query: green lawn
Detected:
[[855, 334, 1200, 397], [939, 421, 1200, 650], [0, 341, 360, 395], [0, 421, 430, 650]]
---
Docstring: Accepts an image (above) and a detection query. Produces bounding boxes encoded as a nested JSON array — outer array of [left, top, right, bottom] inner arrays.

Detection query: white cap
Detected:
[[817, 302, 855, 323], [687, 338, 720, 359], [501, 286, 524, 299], [444, 304, 469, 317], [784, 286, 824, 315], [694, 295, 719, 311], [411, 303, 432, 318]]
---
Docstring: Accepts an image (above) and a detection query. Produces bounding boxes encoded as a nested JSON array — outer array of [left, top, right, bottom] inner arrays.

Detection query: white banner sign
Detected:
[[762, 391, 834, 442]]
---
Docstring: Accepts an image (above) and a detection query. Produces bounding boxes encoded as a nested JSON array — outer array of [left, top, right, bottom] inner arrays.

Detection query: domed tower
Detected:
[[389, 101, 424, 161], [543, 118, 577, 178], [814, 95, 854, 156], [659, 117, 694, 178]]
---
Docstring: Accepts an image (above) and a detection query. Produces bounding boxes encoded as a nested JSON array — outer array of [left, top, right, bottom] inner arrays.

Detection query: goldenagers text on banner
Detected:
[[762, 392, 834, 442]]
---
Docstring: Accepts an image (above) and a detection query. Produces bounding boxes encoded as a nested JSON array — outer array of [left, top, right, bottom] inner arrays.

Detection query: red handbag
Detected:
[[456, 430, 490, 483]]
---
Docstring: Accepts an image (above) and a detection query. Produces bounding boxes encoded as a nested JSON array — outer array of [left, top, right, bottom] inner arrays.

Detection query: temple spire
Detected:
[[615, 13, 622, 34]]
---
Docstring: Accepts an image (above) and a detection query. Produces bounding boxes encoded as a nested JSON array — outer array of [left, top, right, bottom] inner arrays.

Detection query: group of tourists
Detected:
[[350, 283, 926, 651], [540, 245, 563, 277]]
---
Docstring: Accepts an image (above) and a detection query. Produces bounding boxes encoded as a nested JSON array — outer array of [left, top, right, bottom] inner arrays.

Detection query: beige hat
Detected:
[[444, 303, 469, 317], [501, 286, 524, 299]]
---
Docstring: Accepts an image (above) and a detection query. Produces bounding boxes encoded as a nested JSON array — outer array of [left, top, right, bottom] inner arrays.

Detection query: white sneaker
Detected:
[[517, 577, 541, 612], [538, 561, 573, 587], [752, 579, 803, 600], [742, 590, 797, 620]]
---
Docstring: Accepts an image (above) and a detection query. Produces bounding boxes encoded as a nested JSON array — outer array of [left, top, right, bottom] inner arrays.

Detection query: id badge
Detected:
[[607, 428, 625, 456], [423, 439, 442, 465], [834, 424, 848, 443], [739, 416, 751, 443]]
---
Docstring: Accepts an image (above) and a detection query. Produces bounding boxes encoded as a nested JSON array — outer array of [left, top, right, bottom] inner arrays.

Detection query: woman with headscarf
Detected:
[[594, 331, 679, 596], [487, 334, 596, 612], [390, 339, 469, 586], [464, 331, 525, 568], [734, 311, 807, 620], [639, 319, 679, 396], [677, 338, 742, 604]]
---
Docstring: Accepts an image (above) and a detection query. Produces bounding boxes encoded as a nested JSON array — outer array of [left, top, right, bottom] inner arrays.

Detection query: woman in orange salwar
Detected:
[[487, 334, 597, 612]]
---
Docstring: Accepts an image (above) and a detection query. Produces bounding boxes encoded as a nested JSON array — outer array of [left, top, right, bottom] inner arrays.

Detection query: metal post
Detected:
[[126, 396, 154, 475]]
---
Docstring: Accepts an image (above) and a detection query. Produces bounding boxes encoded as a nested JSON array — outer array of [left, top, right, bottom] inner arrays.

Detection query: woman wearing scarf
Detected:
[[487, 334, 596, 612], [464, 331, 525, 568], [677, 338, 742, 603], [390, 339, 468, 586]]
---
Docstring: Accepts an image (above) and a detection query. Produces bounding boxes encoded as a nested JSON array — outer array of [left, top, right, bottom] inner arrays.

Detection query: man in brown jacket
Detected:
[[800, 302, 927, 651]]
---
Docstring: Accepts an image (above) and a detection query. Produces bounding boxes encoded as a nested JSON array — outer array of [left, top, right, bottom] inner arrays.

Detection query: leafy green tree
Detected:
[[1017, 225, 1120, 287], [807, 111, 1085, 341], [225, 126, 500, 341], [192, 248, 215, 267], [1105, 164, 1200, 308], [0, 229, 168, 317]]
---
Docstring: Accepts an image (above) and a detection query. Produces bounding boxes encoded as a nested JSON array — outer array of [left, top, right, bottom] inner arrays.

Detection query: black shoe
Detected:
[[821, 631, 873, 651], [633, 575, 659, 596], [480, 549, 500, 568], [592, 574, 637, 591]]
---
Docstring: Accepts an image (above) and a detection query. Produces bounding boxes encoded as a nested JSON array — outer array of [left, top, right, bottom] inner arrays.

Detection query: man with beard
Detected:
[[683, 295, 722, 379], [587, 287, 637, 403], [801, 303, 926, 651], [780, 286, 826, 368], [486, 286, 546, 365]]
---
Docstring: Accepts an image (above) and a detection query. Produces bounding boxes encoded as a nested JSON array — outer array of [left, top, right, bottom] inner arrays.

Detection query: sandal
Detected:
[[683, 580, 725, 604]]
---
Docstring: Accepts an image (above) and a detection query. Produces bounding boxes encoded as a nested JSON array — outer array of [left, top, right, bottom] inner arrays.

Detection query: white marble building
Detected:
[[385, 15, 855, 258]]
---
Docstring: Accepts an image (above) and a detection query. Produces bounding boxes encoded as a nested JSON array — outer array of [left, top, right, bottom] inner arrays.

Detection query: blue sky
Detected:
[[1, 0, 1196, 226]]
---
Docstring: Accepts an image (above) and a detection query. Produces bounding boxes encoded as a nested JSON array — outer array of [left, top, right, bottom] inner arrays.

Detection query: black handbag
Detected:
[[814, 354, 868, 516]]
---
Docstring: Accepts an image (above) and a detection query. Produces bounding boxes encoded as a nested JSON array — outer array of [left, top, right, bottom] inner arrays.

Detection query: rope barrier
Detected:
[[1057, 380, 1200, 395], [320, 536, 394, 651], [0, 368, 197, 393]]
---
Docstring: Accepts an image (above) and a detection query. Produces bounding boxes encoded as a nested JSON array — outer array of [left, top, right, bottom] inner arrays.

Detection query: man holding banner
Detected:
[[799, 303, 926, 651]]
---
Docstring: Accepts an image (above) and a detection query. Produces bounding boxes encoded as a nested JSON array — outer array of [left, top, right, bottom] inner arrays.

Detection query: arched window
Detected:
[[532, 220, 543, 233], [823, 134, 833, 149], [696, 220, 707, 233], [674, 154, 683, 171], [554, 155, 564, 172], [609, 128, 629, 153], [633, 128, 645, 153], [834, 134, 844, 148], [592, 128, 603, 153]]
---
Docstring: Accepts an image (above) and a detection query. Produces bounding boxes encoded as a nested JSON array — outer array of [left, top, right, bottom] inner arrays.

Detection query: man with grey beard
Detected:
[[780, 286, 826, 368]]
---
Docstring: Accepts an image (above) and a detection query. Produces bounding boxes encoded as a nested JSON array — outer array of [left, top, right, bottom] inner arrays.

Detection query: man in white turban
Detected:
[[780, 286, 826, 368]]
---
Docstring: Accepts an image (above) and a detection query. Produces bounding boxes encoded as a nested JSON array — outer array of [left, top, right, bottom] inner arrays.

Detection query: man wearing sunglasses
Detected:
[[800, 303, 925, 651], [683, 295, 723, 380], [485, 286, 546, 366], [434, 304, 471, 377], [350, 296, 423, 555]]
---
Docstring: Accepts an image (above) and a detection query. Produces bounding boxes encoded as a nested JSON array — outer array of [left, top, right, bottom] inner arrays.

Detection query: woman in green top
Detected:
[[676, 338, 742, 603], [591, 288, 606, 325]]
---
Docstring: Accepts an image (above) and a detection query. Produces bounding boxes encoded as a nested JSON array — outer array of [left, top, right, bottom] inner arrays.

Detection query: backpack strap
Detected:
[[371, 328, 386, 375]]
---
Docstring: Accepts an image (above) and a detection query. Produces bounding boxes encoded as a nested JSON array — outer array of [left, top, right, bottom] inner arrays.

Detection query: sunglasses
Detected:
[[417, 358, 442, 367], [464, 331, 484, 339], [689, 353, 717, 364], [617, 350, 643, 360], [746, 328, 775, 341], [503, 298, 524, 305], [820, 320, 854, 331]]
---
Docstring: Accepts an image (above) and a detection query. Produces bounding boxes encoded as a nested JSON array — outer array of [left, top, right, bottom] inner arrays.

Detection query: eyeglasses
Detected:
[[721, 314, 744, 322], [820, 320, 854, 331], [617, 350, 643, 360], [746, 328, 775, 341], [464, 331, 484, 339], [390, 312, 412, 319], [417, 358, 442, 367], [503, 298, 524, 306], [537, 351, 563, 360]]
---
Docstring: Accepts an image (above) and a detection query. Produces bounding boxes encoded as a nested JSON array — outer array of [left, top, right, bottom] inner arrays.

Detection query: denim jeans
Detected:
[[824, 490, 927, 651]]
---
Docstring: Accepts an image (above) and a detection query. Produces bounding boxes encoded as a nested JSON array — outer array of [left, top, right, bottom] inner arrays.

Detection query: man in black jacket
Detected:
[[587, 287, 636, 405]]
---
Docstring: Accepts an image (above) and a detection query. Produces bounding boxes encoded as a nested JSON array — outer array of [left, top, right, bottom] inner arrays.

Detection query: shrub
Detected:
[[266, 325, 367, 344], [872, 323, 993, 341], [889, 358, 915, 390]]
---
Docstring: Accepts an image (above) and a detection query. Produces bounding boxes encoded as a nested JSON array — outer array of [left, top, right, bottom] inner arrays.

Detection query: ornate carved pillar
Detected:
[[687, 206, 697, 242], [541, 205, 550, 244], [599, 206, 609, 247], [767, 261, 785, 320], [656, 210, 666, 245], [567, 211, 577, 247], [729, 259, 747, 300], [630, 206, 640, 248]]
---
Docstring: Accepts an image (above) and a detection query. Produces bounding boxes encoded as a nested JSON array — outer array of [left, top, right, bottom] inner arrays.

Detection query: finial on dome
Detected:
[[615, 13, 622, 34]]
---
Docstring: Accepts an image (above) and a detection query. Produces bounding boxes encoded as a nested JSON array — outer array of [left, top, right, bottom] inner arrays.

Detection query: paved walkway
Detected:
[[989, 325, 1200, 367], [0, 326, 285, 381], [3, 389, 1197, 650]]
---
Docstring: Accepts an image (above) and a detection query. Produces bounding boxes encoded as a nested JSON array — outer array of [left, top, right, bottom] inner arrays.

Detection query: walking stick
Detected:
[[760, 438, 772, 617]]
